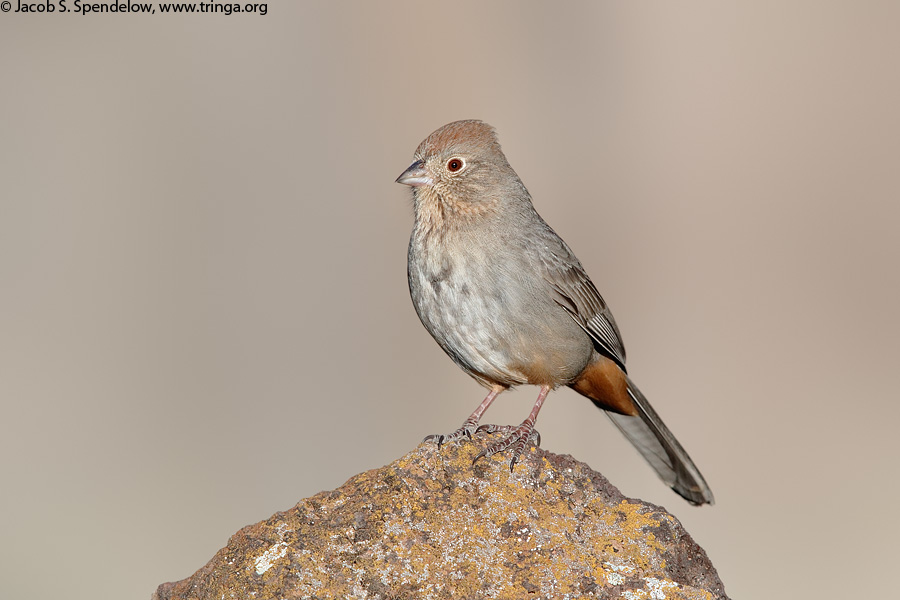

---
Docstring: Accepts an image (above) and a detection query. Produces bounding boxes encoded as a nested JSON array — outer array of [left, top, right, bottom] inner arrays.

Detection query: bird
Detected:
[[395, 120, 714, 505]]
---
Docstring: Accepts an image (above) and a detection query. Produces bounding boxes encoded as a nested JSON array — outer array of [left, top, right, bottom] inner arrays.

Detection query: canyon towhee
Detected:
[[396, 120, 714, 505]]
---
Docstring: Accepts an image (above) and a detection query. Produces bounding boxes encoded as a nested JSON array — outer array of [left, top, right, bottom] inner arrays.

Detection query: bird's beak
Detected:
[[395, 160, 433, 187]]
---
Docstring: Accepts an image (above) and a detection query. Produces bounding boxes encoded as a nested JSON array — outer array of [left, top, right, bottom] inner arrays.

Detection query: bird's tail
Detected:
[[601, 376, 714, 505]]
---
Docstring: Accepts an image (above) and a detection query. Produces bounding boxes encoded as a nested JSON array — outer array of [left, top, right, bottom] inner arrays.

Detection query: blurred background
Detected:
[[2, 2, 898, 599]]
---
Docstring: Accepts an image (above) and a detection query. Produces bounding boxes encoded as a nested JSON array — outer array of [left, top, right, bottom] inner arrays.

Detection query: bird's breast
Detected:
[[408, 224, 593, 387]]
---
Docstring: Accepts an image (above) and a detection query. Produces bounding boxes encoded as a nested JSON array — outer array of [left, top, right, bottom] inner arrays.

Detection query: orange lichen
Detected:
[[154, 438, 726, 600]]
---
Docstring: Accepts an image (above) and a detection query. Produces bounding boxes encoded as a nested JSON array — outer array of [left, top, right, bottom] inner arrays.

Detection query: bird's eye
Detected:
[[446, 158, 465, 173]]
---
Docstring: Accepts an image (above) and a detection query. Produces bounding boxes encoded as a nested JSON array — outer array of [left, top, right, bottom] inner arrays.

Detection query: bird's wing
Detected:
[[538, 240, 628, 370]]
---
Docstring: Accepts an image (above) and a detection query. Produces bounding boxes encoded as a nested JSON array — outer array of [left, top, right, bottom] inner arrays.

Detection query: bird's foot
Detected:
[[423, 416, 481, 448], [474, 422, 541, 470]]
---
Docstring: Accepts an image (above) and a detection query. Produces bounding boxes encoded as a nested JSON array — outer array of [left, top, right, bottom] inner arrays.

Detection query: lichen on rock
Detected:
[[154, 436, 728, 599]]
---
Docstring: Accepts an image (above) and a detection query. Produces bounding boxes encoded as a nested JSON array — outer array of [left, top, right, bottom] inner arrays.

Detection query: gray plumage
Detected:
[[397, 120, 714, 505]]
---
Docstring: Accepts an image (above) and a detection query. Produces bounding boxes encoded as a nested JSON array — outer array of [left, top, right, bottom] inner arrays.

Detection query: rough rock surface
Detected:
[[154, 435, 728, 599]]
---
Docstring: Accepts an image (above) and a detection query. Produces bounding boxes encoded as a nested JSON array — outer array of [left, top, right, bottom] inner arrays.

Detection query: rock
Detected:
[[153, 435, 728, 599]]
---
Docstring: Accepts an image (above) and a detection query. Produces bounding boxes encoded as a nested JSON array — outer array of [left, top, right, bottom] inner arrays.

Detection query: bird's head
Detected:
[[396, 120, 526, 219]]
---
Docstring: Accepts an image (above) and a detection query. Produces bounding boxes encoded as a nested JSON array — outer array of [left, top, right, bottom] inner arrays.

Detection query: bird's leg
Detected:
[[424, 384, 505, 448], [475, 385, 550, 470]]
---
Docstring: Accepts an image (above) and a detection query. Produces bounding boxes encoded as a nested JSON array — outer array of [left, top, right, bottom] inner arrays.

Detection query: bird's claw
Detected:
[[426, 419, 540, 469], [423, 423, 477, 448], [475, 424, 540, 447], [472, 422, 541, 468]]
